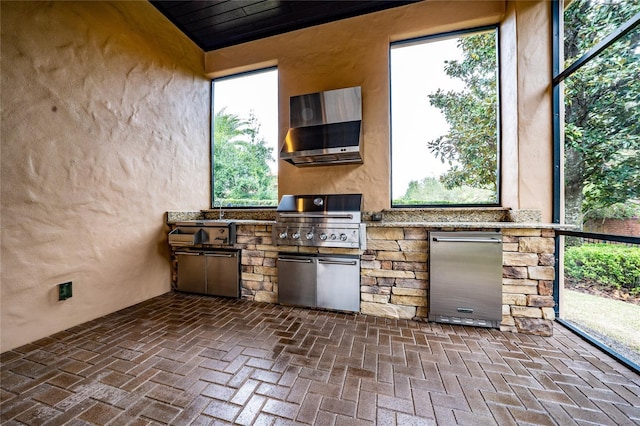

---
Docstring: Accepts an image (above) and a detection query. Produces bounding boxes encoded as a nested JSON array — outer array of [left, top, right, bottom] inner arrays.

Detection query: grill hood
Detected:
[[280, 86, 363, 167]]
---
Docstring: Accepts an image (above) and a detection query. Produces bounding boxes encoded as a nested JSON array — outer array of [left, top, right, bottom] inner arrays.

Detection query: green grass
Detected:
[[564, 289, 640, 353]]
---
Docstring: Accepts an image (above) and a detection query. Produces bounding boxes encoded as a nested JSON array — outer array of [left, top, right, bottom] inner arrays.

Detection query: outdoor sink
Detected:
[[171, 220, 237, 246]]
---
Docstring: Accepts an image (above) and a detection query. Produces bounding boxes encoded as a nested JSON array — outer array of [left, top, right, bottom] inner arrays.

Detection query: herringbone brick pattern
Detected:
[[1, 293, 639, 425]]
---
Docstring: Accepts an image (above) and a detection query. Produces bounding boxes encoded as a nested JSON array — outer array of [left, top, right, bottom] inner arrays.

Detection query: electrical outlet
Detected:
[[58, 282, 72, 300]]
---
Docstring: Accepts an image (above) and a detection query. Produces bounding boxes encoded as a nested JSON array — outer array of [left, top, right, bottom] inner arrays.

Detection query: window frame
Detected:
[[210, 66, 279, 209], [389, 25, 502, 209]]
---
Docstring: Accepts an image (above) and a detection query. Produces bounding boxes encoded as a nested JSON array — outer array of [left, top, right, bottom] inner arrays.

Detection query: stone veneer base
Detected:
[[167, 214, 559, 337]]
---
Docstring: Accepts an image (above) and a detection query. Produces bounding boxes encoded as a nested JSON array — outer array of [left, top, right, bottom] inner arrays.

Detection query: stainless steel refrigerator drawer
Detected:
[[429, 231, 503, 328]]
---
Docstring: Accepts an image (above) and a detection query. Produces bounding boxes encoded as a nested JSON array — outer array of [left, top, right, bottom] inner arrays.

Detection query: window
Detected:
[[212, 68, 278, 208], [390, 27, 500, 207], [559, 1, 639, 229], [553, 0, 640, 371]]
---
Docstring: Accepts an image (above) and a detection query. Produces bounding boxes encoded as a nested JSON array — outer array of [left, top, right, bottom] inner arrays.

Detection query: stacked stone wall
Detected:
[[360, 227, 428, 320], [501, 228, 556, 336], [235, 224, 278, 303]]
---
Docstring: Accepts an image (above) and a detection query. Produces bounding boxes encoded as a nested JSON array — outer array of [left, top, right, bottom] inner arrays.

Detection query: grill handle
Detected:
[[205, 253, 236, 258], [318, 259, 357, 266], [278, 257, 313, 263]]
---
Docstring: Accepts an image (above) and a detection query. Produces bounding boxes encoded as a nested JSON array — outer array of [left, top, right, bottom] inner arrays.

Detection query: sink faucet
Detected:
[[218, 200, 224, 220], [216, 200, 224, 220]]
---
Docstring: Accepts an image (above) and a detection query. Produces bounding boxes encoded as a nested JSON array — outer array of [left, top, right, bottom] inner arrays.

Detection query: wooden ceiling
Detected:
[[150, 0, 419, 51]]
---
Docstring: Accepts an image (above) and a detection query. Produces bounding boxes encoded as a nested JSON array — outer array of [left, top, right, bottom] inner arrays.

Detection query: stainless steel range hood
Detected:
[[280, 86, 363, 167]]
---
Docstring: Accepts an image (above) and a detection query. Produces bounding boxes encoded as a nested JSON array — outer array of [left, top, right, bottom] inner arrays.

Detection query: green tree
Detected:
[[426, 30, 498, 199], [563, 0, 640, 226], [396, 177, 494, 205], [213, 109, 277, 205]]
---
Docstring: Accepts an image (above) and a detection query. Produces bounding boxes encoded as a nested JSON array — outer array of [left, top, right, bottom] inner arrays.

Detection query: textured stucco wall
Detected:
[[204, 1, 554, 219], [500, 3, 520, 212], [1, 1, 209, 352], [489, 1, 555, 223], [512, 1, 554, 222]]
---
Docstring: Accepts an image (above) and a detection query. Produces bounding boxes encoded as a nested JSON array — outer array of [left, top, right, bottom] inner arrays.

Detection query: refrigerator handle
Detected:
[[432, 237, 501, 243]]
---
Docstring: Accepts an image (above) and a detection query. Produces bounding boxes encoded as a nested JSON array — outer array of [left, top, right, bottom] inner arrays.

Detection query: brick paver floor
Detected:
[[1, 292, 639, 425]]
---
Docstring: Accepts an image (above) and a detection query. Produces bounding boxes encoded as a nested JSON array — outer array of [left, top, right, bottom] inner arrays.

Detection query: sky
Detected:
[[390, 38, 464, 198], [212, 37, 465, 198]]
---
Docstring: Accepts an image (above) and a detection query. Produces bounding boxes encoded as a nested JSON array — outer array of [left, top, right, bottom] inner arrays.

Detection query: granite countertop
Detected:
[[363, 221, 569, 229], [166, 208, 572, 229], [166, 209, 275, 224]]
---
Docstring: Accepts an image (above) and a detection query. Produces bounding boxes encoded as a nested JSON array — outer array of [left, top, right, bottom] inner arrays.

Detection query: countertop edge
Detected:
[[231, 220, 275, 226], [166, 217, 571, 230], [364, 221, 572, 229]]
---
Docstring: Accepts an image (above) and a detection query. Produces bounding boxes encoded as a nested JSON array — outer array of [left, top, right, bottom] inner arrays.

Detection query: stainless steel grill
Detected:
[[272, 194, 366, 249], [274, 193, 364, 313]]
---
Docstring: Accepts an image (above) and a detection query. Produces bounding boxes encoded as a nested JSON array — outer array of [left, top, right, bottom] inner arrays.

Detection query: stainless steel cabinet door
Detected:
[[317, 256, 360, 312], [205, 252, 239, 298], [277, 255, 316, 307], [176, 252, 206, 294]]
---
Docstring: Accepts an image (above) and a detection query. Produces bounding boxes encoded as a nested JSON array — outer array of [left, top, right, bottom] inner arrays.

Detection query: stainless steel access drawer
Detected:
[[169, 227, 203, 246], [277, 253, 360, 313], [176, 250, 240, 298], [277, 254, 317, 308], [317, 256, 360, 312]]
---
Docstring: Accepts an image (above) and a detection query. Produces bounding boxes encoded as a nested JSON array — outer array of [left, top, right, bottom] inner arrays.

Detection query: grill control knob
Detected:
[[292, 232, 300, 239], [340, 233, 348, 241], [330, 234, 337, 240], [320, 233, 328, 241], [306, 232, 314, 240], [279, 231, 288, 239]]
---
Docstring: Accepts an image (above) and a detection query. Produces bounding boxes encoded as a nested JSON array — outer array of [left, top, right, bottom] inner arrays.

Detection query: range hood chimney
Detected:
[[280, 86, 363, 167]]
